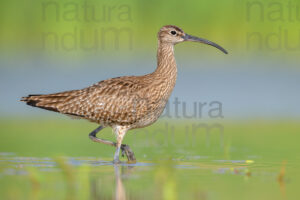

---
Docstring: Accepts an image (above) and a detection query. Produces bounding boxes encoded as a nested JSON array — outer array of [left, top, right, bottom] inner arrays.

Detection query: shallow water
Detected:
[[1, 152, 298, 200], [1, 120, 300, 199]]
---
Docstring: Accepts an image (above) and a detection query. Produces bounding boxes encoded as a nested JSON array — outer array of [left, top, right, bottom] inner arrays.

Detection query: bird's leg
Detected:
[[113, 129, 126, 164], [89, 125, 136, 163], [89, 126, 115, 147]]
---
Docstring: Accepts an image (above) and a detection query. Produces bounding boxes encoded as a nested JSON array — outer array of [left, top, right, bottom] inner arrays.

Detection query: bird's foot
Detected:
[[112, 158, 121, 164], [121, 144, 136, 163]]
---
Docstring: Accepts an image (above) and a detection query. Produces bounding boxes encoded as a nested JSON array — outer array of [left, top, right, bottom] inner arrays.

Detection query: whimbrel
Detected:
[[21, 25, 227, 163]]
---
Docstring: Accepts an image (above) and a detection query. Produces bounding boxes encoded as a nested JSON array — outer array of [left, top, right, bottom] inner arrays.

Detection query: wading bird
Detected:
[[21, 25, 227, 163]]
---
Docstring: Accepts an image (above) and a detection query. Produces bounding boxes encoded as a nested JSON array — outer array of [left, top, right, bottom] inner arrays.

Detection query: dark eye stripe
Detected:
[[171, 31, 176, 35]]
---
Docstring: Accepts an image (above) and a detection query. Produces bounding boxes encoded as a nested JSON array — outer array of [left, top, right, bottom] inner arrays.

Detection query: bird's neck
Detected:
[[154, 41, 177, 80]]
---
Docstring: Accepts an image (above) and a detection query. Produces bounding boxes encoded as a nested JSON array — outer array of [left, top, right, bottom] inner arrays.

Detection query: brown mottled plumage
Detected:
[[21, 25, 227, 163]]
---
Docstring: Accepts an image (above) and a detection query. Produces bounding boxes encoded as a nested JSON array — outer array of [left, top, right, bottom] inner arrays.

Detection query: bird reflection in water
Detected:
[[114, 164, 127, 200], [90, 163, 135, 200]]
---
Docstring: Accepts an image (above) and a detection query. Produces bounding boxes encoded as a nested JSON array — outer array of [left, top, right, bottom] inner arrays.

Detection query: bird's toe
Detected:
[[112, 159, 121, 164]]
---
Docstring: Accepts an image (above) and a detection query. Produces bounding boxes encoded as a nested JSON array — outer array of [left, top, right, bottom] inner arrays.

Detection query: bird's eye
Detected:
[[171, 31, 177, 35]]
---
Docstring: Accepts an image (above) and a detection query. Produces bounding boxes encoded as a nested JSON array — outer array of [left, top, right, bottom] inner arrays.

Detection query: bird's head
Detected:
[[158, 25, 228, 54]]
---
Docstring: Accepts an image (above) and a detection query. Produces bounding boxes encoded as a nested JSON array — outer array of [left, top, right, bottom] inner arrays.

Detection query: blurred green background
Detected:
[[1, 0, 300, 57], [1, 0, 300, 200]]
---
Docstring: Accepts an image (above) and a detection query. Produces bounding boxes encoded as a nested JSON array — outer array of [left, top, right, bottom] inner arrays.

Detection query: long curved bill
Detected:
[[183, 34, 228, 54]]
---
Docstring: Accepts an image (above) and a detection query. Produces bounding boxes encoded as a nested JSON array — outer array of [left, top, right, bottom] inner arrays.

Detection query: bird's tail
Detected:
[[20, 91, 77, 113]]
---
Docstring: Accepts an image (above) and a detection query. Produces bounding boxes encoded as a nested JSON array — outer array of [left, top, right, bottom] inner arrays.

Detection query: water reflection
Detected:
[[114, 164, 128, 200], [90, 162, 136, 200]]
